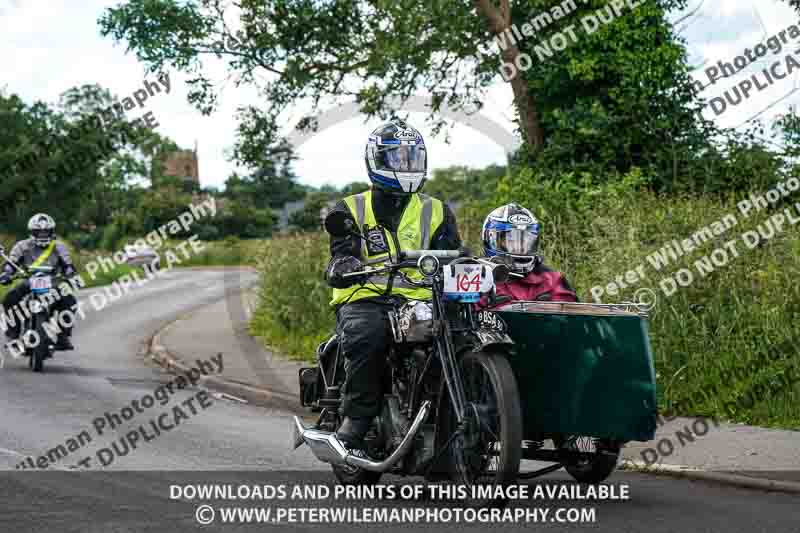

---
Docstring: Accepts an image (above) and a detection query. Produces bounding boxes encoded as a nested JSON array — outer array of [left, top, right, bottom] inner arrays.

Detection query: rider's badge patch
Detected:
[[365, 226, 389, 255]]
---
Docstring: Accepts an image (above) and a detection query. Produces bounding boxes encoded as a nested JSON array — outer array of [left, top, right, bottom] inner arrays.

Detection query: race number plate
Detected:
[[30, 276, 53, 292], [443, 264, 494, 302]]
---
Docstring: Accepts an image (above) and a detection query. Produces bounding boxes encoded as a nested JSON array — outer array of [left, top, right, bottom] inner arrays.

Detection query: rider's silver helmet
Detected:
[[28, 213, 56, 248]]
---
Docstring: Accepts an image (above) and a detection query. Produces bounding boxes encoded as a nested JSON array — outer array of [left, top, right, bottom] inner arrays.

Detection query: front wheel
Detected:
[[30, 315, 47, 373], [448, 351, 522, 504]]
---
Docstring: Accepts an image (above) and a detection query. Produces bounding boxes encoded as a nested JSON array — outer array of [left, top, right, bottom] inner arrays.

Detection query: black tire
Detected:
[[448, 351, 522, 504], [555, 436, 620, 484], [31, 318, 47, 373], [331, 463, 383, 486]]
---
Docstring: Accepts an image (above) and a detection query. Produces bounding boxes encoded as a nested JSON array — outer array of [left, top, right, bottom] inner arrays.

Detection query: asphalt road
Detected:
[[0, 269, 796, 532]]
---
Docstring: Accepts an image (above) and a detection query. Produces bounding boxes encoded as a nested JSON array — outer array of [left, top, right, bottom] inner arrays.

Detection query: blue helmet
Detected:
[[364, 120, 427, 193], [482, 203, 541, 273]]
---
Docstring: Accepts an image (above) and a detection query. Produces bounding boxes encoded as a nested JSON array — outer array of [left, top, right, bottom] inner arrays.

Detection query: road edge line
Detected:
[[618, 459, 800, 494], [146, 294, 301, 413]]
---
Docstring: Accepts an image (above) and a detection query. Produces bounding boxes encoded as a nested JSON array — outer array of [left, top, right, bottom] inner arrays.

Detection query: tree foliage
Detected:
[[98, 0, 493, 157], [0, 84, 279, 246], [423, 164, 506, 205], [0, 85, 177, 238], [98, 1, 727, 193]]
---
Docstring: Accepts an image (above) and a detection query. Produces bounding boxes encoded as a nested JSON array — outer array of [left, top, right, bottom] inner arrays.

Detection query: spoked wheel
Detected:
[[555, 436, 621, 484], [448, 351, 522, 506]]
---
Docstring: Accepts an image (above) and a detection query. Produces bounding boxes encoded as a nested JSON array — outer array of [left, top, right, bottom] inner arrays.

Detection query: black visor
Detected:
[[31, 229, 54, 240]]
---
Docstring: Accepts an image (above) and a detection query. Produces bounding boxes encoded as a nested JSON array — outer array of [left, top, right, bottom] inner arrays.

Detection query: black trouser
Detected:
[[336, 298, 396, 419], [2, 282, 78, 340]]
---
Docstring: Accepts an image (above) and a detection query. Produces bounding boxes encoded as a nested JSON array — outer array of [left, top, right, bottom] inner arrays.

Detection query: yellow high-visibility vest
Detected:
[[30, 241, 56, 268], [330, 190, 444, 306]]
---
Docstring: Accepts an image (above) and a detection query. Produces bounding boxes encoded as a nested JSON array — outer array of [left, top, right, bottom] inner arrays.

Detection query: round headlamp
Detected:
[[417, 255, 440, 277]]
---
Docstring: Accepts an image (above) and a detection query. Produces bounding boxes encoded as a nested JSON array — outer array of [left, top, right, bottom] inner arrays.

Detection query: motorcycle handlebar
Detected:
[[402, 249, 464, 260], [340, 250, 470, 279]]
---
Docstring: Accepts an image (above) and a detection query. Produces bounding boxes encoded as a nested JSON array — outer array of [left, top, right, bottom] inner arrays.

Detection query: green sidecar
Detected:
[[490, 300, 658, 483]]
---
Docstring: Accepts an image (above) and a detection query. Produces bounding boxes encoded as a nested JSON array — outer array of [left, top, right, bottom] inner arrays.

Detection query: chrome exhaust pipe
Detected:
[[292, 400, 431, 472]]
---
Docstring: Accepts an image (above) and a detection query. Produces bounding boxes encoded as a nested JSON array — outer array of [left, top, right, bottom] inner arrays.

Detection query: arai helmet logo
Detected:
[[395, 129, 418, 141], [508, 213, 532, 224]]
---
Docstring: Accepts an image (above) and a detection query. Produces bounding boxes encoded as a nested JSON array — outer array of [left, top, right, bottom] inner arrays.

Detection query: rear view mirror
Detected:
[[324, 210, 355, 238]]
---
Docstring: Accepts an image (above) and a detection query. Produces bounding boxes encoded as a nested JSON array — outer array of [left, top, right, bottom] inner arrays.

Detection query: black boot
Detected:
[[335, 416, 372, 449]]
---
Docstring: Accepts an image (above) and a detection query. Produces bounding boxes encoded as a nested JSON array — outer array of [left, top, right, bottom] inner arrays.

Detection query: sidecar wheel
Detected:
[[448, 351, 522, 505], [555, 436, 620, 484]]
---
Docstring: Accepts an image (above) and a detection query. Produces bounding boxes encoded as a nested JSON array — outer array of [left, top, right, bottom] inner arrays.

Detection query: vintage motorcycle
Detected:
[[292, 212, 523, 497], [0, 245, 70, 372]]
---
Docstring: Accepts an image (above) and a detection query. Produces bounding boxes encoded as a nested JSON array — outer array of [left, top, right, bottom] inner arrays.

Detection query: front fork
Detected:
[[431, 291, 468, 425]]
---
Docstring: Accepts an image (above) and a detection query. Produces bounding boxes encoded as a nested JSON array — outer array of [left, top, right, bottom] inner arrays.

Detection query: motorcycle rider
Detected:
[[479, 203, 577, 306], [325, 119, 463, 449], [0, 214, 79, 351]]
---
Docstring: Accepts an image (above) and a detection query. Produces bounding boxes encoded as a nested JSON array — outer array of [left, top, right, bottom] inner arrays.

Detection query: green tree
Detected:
[[0, 84, 184, 239], [507, 0, 716, 192], [423, 164, 506, 204], [133, 183, 194, 234], [289, 191, 334, 232], [224, 165, 306, 210], [100, 0, 695, 156], [216, 199, 276, 238], [339, 181, 370, 197], [99, 1, 717, 190]]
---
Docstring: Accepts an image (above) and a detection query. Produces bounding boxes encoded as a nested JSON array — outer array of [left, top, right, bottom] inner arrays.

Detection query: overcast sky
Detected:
[[2, 0, 799, 190]]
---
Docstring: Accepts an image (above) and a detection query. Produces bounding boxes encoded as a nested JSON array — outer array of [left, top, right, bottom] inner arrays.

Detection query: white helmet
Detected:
[[364, 120, 427, 193], [28, 213, 56, 248]]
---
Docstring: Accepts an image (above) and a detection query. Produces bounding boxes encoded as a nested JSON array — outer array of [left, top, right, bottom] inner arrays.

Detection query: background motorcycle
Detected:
[[293, 212, 522, 504], [0, 245, 69, 372]]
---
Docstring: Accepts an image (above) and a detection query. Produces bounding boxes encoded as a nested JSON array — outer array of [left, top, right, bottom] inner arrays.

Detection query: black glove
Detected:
[[326, 256, 366, 289], [0, 272, 12, 286]]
